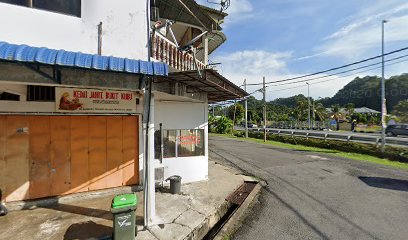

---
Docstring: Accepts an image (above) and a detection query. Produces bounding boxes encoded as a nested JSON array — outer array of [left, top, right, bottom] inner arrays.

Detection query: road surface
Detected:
[[209, 135, 408, 240]]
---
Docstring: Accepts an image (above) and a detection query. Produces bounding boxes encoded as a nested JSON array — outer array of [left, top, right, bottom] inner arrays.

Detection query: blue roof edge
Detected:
[[0, 41, 168, 77]]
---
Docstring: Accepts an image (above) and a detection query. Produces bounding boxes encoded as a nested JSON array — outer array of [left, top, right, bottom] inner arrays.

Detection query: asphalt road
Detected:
[[209, 136, 408, 240]]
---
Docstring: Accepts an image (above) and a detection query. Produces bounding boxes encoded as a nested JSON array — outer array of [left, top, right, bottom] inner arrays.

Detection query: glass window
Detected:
[[178, 129, 204, 157], [0, 0, 26, 7], [33, 0, 81, 17], [154, 129, 204, 159]]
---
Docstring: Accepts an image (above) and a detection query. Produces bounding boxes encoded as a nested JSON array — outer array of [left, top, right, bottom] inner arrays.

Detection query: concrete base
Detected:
[[0, 161, 245, 240]]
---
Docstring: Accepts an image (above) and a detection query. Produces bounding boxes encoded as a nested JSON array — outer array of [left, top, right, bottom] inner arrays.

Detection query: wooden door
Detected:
[[0, 116, 6, 201], [106, 116, 124, 188], [122, 116, 139, 185], [50, 117, 71, 195], [69, 116, 89, 193], [4, 116, 30, 202], [88, 116, 107, 190], [29, 116, 52, 199]]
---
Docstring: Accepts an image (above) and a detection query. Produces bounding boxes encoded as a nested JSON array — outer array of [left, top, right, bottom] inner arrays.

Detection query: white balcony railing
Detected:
[[152, 33, 206, 72]]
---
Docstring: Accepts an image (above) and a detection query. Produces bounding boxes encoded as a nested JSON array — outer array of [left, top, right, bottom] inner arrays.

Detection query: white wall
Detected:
[[0, 1, 147, 59], [154, 97, 209, 183]]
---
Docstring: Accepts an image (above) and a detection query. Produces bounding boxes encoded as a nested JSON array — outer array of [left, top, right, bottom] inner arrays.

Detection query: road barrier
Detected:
[[249, 128, 408, 147]]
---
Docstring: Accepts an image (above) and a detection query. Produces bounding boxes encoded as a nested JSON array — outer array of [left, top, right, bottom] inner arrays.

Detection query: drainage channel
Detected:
[[203, 181, 257, 240]]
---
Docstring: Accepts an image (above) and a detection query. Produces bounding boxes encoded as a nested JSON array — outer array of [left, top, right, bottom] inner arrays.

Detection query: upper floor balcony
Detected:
[[151, 32, 206, 72]]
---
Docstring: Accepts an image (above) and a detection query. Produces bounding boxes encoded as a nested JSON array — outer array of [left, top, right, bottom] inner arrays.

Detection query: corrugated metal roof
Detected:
[[0, 41, 168, 76], [154, 0, 221, 31], [158, 69, 248, 103]]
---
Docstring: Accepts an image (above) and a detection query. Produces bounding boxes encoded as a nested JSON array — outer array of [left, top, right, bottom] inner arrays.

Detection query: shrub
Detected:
[[233, 130, 408, 163], [209, 116, 233, 134]]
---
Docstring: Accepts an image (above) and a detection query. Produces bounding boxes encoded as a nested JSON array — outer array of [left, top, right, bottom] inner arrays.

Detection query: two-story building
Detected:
[[0, 0, 247, 207]]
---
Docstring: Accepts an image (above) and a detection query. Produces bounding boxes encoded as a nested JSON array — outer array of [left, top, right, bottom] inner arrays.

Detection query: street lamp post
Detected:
[[381, 20, 387, 153], [306, 82, 311, 129]]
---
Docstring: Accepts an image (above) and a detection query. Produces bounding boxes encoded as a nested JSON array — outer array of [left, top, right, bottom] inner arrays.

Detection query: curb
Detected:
[[213, 183, 262, 240]]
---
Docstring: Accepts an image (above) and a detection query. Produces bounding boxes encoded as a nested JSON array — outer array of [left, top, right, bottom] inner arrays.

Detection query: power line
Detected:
[[267, 53, 408, 87], [267, 57, 408, 93], [244, 46, 408, 86]]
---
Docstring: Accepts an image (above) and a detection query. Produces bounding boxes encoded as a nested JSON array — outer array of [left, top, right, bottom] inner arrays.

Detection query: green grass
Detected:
[[210, 133, 408, 170]]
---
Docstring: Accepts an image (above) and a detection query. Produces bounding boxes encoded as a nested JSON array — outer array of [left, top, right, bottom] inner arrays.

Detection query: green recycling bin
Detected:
[[111, 193, 138, 240]]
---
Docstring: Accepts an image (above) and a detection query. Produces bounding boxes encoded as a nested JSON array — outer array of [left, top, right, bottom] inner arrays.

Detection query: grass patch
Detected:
[[210, 133, 408, 170]]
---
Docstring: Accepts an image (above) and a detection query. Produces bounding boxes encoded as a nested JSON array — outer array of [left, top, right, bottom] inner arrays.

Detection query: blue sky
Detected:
[[197, 0, 408, 100]]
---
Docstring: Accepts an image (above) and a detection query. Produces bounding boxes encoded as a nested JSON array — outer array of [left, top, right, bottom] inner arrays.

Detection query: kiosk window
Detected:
[[155, 129, 204, 159]]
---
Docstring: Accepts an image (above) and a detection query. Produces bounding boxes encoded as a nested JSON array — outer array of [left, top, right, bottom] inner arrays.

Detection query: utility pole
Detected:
[[263, 77, 266, 142], [312, 99, 315, 129], [244, 79, 248, 138], [306, 82, 311, 129], [381, 20, 388, 153]]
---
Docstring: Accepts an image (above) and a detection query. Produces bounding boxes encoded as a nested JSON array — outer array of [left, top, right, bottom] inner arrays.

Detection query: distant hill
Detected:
[[319, 74, 408, 111], [270, 94, 307, 107]]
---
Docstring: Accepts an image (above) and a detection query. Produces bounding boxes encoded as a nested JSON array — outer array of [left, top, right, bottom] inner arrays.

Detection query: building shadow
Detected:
[[358, 176, 408, 192], [47, 203, 112, 220], [64, 221, 112, 240]]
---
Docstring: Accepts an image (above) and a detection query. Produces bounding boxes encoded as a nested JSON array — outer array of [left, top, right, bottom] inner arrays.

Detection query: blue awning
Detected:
[[0, 41, 168, 76]]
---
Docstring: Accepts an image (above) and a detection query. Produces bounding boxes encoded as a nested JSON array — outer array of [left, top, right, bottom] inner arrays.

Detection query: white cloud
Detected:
[[196, 0, 255, 27], [211, 49, 391, 101], [317, 2, 408, 60]]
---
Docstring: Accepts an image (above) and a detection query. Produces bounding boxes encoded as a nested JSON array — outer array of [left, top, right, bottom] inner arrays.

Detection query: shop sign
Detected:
[[55, 87, 137, 113]]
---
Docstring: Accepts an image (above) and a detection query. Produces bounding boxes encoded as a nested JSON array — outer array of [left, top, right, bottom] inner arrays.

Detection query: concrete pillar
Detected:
[[203, 34, 209, 66]]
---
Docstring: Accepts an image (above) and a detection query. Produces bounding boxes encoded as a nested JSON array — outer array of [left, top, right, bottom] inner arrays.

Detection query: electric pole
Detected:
[[306, 82, 311, 130], [263, 77, 266, 142], [381, 20, 387, 153], [244, 79, 248, 138]]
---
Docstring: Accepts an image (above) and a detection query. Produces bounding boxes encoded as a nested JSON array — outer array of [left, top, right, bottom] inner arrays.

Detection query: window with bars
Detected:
[[0, 0, 81, 17], [27, 85, 55, 102], [0, 92, 20, 101]]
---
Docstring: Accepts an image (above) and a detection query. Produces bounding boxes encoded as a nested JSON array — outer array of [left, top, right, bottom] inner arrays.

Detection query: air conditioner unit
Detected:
[[155, 166, 165, 186]]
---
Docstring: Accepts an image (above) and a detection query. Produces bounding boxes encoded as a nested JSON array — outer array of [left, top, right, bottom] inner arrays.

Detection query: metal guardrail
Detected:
[[248, 128, 408, 147]]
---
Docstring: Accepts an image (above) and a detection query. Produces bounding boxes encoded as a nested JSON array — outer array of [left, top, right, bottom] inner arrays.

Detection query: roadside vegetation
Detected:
[[211, 74, 408, 129], [210, 132, 408, 170]]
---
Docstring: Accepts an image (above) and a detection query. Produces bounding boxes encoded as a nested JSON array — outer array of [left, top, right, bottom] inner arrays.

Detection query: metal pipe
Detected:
[[97, 22, 102, 55], [176, 0, 208, 30], [144, 0, 152, 228]]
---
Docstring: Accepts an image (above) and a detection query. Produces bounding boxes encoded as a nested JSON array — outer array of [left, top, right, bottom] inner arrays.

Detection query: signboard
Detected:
[[55, 87, 137, 113]]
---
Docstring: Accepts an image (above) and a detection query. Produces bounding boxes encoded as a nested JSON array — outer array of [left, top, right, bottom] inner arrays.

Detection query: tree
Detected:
[[392, 100, 408, 122], [344, 103, 355, 122], [314, 102, 327, 121], [331, 104, 341, 130], [209, 115, 233, 134], [294, 99, 308, 121], [227, 103, 244, 124]]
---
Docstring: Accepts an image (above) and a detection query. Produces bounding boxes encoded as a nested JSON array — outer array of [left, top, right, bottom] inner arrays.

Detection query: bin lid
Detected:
[[112, 194, 138, 209]]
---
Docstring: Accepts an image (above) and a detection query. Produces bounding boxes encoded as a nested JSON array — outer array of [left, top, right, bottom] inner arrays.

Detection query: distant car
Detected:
[[248, 123, 258, 128], [385, 124, 408, 137]]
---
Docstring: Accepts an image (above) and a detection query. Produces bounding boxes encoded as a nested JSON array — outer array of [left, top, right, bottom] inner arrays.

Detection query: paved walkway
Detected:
[[0, 161, 245, 240]]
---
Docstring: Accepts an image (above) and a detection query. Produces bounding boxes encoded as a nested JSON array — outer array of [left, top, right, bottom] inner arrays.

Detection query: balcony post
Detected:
[[203, 34, 208, 67]]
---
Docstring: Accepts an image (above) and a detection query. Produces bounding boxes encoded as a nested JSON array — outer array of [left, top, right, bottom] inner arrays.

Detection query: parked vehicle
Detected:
[[248, 123, 258, 128], [386, 124, 408, 137]]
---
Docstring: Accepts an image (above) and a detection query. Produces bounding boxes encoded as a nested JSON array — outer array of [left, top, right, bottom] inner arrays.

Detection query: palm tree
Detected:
[[331, 104, 341, 130], [314, 102, 327, 121]]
